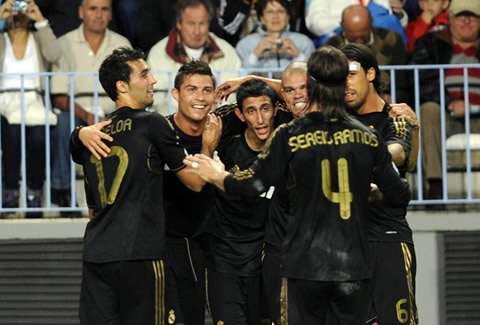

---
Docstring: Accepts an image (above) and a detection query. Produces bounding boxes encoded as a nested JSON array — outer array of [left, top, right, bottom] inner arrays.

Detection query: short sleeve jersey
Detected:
[[224, 112, 410, 282], [72, 107, 186, 263]]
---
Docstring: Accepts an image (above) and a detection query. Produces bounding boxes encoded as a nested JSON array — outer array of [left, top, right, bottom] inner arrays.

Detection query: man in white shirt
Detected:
[[147, 0, 241, 116]]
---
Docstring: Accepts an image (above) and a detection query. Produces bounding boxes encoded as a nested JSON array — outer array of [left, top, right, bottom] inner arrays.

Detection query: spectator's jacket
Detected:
[[405, 11, 449, 52], [235, 26, 315, 69], [164, 28, 226, 64], [147, 28, 241, 115], [409, 28, 479, 107]]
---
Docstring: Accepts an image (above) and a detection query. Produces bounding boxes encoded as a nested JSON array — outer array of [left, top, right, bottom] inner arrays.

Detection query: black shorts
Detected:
[[79, 260, 181, 325], [280, 277, 370, 325], [166, 237, 207, 324], [368, 241, 418, 325], [207, 269, 263, 325]]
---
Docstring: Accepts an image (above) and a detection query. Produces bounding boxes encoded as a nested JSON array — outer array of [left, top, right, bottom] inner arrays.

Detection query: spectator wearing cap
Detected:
[[410, 0, 480, 200]]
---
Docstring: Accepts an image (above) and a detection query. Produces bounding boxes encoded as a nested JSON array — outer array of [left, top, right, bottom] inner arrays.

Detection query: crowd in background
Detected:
[[0, 0, 479, 218]]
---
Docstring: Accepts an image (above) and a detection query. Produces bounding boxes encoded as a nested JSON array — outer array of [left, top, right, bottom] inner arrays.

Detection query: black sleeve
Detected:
[[384, 116, 413, 171], [372, 136, 411, 207], [224, 124, 291, 196]]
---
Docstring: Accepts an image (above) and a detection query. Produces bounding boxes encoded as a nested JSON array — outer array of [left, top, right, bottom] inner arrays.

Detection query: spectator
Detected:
[[326, 4, 411, 104], [405, 0, 450, 52], [0, 0, 60, 218], [50, 0, 131, 217], [212, 0, 303, 47], [147, 0, 241, 116], [305, 0, 407, 47], [36, 0, 82, 37], [235, 0, 314, 77], [410, 0, 480, 200]]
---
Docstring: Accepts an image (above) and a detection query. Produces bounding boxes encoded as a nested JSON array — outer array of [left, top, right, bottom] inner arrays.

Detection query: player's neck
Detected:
[[357, 92, 384, 115], [244, 130, 265, 152], [173, 112, 205, 136]]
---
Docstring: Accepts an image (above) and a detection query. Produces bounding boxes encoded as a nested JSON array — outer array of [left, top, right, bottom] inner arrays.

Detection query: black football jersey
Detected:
[[224, 112, 410, 281], [210, 134, 274, 276], [163, 115, 215, 239], [71, 107, 186, 263], [353, 104, 414, 243]]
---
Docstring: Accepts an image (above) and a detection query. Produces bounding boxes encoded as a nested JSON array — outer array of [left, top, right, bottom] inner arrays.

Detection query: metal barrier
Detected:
[[0, 65, 479, 217]]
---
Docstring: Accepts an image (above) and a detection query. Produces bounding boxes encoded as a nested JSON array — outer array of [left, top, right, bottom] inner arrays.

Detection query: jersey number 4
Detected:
[[321, 158, 353, 220], [90, 146, 129, 207]]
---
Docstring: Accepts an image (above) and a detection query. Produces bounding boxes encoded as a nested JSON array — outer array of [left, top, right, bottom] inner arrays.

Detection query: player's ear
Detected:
[[116, 80, 128, 94], [366, 67, 376, 82], [234, 107, 245, 122], [172, 88, 179, 102]]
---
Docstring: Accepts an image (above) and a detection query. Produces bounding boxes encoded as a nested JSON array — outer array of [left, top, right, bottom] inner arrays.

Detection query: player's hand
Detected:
[[389, 103, 419, 129], [79, 120, 113, 160], [215, 76, 253, 103], [368, 183, 383, 202], [202, 113, 222, 155], [184, 153, 226, 185]]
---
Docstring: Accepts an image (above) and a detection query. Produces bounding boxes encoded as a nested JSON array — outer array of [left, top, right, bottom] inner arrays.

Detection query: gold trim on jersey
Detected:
[[392, 117, 408, 140], [231, 167, 256, 181], [280, 277, 288, 325], [153, 260, 165, 325], [401, 242, 418, 325]]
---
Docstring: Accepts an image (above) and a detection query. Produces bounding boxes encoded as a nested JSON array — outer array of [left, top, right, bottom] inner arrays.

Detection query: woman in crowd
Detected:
[[0, 0, 60, 218]]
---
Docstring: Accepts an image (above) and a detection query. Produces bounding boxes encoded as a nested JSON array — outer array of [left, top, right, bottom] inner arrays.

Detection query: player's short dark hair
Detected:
[[307, 46, 349, 120], [174, 60, 216, 90], [236, 79, 278, 112], [340, 43, 383, 94], [176, 0, 214, 23], [99, 47, 146, 102], [255, 0, 290, 18]]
